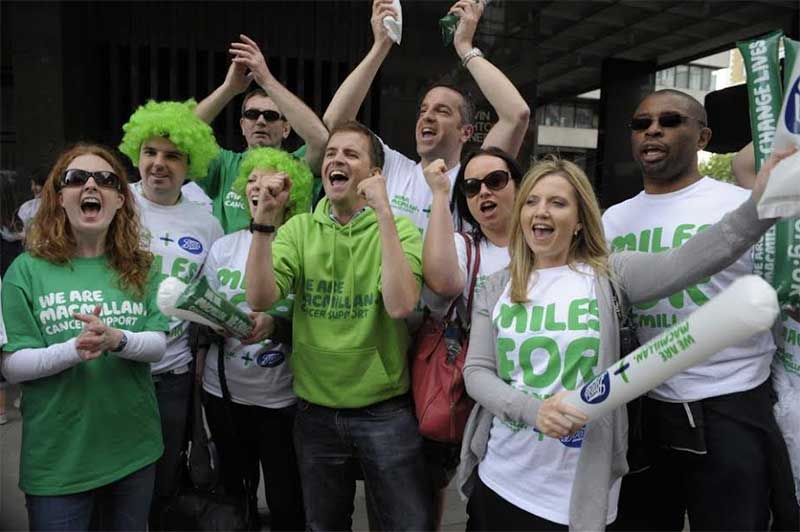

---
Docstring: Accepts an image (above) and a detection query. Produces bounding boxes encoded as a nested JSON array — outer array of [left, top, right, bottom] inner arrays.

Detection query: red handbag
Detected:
[[412, 233, 481, 443]]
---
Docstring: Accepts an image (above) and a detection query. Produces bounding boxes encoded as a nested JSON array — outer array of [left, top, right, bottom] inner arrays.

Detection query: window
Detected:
[[657, 67, 675, 87], [545, 104, 559, 126], [538, 102, 598, 129], [701, 67, 713, 91], [560, 104, 575, 128], [675, 65, 689, 88], [689, 65, 702, 90], [575, 105, 594, 129]]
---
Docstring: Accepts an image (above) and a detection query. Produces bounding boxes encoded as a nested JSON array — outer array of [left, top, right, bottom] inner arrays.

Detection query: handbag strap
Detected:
[[215, 337, 258, 510], [609, 279, 638, 334], [461, 232, 481, 330]]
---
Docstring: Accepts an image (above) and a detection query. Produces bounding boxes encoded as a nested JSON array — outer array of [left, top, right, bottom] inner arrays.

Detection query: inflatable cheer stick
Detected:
[[563, 275, 779, 421], [157, 276, 254, 338]]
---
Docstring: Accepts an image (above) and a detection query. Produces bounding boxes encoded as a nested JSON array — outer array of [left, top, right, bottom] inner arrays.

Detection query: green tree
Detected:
[[699, 153, 736, 184]]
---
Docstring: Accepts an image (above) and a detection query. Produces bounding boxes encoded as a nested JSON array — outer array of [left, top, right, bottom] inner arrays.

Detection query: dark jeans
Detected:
[[294, 394, 433, 531], [149, 370, 193, 528], [615, 384, 783, 531], [203, 392, 305, 531], [26, 463, 155, 531], [466, 476, 568, 532]]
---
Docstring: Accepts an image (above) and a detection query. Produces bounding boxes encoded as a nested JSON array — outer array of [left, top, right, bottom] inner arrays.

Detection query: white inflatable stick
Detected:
[[383, 0, 402, 44], [157, 276, 254, 337], [563, 275, 779, 421]]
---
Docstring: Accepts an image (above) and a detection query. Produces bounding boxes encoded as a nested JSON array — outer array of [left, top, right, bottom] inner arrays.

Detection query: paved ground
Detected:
[[0, 384, 467, 531]]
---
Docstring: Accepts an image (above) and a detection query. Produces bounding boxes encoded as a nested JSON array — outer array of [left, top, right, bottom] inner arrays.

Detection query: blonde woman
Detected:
[[457, 151, 792, 531]]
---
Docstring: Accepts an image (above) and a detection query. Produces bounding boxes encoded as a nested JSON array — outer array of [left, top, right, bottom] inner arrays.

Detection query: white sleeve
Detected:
[[0, 279, 6, 348], [379, 138, 416, 180], [1, 339, 82, 383], [116, 330, 166, 362], [203, 242, 222, 290], [454, 233, 469, 292]]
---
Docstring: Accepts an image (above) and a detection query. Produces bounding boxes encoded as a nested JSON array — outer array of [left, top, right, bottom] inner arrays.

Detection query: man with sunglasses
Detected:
[[602, 89, 791, 530], [195, 34, 328, 234], [322, 0, 529, 233]]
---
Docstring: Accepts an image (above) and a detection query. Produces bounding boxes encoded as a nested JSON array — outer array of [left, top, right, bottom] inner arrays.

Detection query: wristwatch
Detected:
[[249, 221, 276, 234], [461, 47, 484, 68], [111, 332, 128, 353]]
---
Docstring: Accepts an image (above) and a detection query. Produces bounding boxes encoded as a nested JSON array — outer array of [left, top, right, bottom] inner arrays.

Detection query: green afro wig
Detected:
[[119, 99, 220, 179], [233, 147, 314, 221]]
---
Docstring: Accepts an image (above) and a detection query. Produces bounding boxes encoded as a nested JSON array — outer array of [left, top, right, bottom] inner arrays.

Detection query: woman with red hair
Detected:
[[1, 144, 168, 531]]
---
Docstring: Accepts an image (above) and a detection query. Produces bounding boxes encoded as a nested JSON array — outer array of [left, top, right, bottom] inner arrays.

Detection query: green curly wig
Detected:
[[119, 99, 220, 178], [233, 147, 313, 221]]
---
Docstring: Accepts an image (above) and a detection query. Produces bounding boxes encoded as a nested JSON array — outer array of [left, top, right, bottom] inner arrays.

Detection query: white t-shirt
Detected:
[[478, 264, 619, 525], [424, 233, 509, 319], [381, 140, 460, 233], [18, 197, 40, 230], [133, 183, 224, 374], [181, 181, 213, 212], [602, 177, 774, 401], [201, 229, 295, 408]]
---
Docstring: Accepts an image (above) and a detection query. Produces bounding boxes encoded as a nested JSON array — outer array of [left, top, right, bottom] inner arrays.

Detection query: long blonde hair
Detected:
[[27, 144, 153, 298], [509, 156, 609, 303]]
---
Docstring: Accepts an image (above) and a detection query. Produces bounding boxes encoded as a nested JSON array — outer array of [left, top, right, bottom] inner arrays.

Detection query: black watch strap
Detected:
[[111, 332, 129, 353], [249, 221, 276, 234]]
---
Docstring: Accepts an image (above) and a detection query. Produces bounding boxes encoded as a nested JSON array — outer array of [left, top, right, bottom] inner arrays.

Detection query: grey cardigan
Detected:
[[457, 196, 774, 531]]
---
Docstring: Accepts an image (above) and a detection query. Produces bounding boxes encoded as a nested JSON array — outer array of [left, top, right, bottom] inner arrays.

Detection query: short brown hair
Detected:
[[328, 121, 385, 169]]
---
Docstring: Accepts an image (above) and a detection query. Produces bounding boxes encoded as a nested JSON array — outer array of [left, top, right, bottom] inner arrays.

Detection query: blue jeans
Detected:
[[26, 463, 155, 531], [294, 394, 433, 531]]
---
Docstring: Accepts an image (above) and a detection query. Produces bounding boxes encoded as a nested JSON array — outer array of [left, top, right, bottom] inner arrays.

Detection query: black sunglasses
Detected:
[[461, 170, 510, 199], [629, 112, 706, 131], [59, 169, 121, 191], [242, 109, 283, 122]]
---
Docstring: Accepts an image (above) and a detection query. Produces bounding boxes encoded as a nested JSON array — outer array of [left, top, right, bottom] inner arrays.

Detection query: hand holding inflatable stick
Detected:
[[562, 276, 779, 422], [157, 277, 255, 338]]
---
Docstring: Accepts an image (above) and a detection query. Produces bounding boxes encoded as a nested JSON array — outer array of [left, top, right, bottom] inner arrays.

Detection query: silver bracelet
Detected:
[[461, 47, 484, 68]]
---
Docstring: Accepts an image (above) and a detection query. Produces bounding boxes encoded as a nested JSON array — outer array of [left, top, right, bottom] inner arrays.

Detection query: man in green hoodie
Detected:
[[245, 120, 432, 530]]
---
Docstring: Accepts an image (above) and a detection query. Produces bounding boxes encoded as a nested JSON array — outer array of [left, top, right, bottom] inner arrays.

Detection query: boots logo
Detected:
[[786, 75, 800, 134], [257, 349, 285, 368], [560, 426, 585, 448], [178, 236, 203, 255], [580, 372, 610, 404]]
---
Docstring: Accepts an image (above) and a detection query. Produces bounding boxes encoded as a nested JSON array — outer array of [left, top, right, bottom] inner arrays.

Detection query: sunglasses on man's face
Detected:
[[59, 169, 121, 191], [628, 112, 706, 131], [242, 109, 283, 122], [461, 170, 511, 199]]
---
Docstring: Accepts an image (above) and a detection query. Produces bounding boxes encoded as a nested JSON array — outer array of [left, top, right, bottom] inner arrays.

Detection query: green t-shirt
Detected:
[[1, 253, 168, 495], [200, 145, 310, 234]]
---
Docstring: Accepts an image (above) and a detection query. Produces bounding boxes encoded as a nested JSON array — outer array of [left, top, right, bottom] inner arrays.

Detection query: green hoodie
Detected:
[[271, 197, 422, 408]]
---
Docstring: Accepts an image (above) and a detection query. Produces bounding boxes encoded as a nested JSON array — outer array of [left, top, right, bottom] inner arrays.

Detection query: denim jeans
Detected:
[[26, 463, 155, 531], [294, 394, 433, 531]]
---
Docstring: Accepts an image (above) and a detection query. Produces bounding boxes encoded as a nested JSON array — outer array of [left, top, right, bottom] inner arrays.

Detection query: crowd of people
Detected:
[[1, 0, 798, 531]]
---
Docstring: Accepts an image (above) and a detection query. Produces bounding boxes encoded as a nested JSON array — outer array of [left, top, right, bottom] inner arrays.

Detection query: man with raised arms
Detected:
[[194, 34, 328, 233], [323, 0, 529, 232]]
